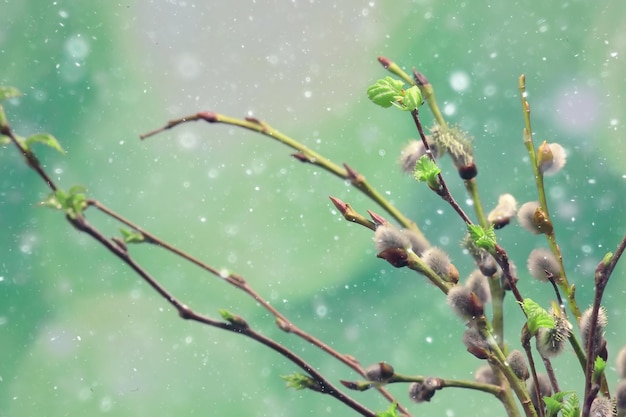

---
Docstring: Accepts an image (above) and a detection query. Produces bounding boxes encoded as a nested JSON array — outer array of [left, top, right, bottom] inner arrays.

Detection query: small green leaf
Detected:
[[281, 373, 319, 391], [401, 85, 423, 111], [521, 298, 554, 335], [593, 356, 606, 379], [467, 224, 497, 252], [218, 309, 248, 329], [120, 228, 145, 244], [413, 154, 441, 192], [543, 395, 563, 417], [40, 186, 87, 219], [376, 402, 398, 417], [0, 86, 21, 102], [25, 133, 66, 154], [561, 392, 580, 417], [367, 77, 405, 108]]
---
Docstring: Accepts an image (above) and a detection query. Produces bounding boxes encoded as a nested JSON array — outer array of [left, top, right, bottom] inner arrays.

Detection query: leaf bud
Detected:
[[580, 306, 608, 356], [466, 270, 491, 305], [507, 350, 529, 380], [517, 201, 542, 234], [365, 362, 395, 383], [474, 365, 497, 385], [408, 377, 442, 403], [377, 248, 409, 268], [526, 248, 561, 283], [463, 326, 490, 359], [373, 224, 411, 253], [447, 285, 484, 320], [421, 247, 454, 282], [487, 193, 518, 229], [536, 141, 566, 176]]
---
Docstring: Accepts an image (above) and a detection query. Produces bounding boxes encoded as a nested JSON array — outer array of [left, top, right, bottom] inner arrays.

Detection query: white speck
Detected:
[[436, 209, 443, 215], [76, 335, 81, 341], [378, 149, 386, 156], [199, 217, 206, 223], [59, 10, 69, 18], [443, 103, 456, 116], [449, 71, 470, 92], [185, 336, 193, 344], [425, 336, 433, 343], [588, 178, 596, 184], [0, 276, 4, 282], [610, 52, 618, 58], [64, 34, 90, 60], [304, 90, 312, 98], [582, 245, 592, 254], [610, 119, 619, 126], [316, 305, 328, 318]]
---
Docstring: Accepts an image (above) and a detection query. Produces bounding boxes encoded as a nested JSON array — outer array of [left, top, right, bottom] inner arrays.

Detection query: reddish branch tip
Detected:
[[244, 116, 262, 124], [412, 69, 430, 86], [343, 163, 360, 180], [291, 152, 310, 163], [377, 56, 392, 68], [367, 210, 389, 226], [198, 111, 218, 122], [329, 196, 348, 215]]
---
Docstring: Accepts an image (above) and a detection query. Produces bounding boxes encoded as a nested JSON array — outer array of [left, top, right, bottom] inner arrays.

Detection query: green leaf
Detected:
[[218, 309, 248, 329], [413, 154, 441, 192], [0, 86, 21, 101], [281, 373, 318, 391], [467, 224, 497, 252], [401, 85, 423, 111], [593, 356, 606, 379], [376, 402, 398, 417], [40, 186, 87, 219], [25, 133, 66, 154], [561, 392, 580, 417], [543, 395, 563, 417], [366, 77, 405, 108], [120, 228, 145, 244], [521, 298, 554, 335]]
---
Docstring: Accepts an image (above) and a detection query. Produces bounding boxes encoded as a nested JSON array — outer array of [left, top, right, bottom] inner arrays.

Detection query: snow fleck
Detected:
[[443, 103, 456, 116], [449, 71, 470, 92], [425, 336, 433, 343]]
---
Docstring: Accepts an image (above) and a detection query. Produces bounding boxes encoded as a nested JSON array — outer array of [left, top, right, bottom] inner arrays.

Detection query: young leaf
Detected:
[[120, 228, 145, 244], [376, 402, 398, 417], [25, 133, 66, 154], [0, 86, 21, 101], [367, 77, 405, 108], [40, 186, 87, 219], [413, 154, 441, 192], [561, 393, 580, 417], [593, 356, 606, 380], [281, 373, 319, 391], [400, 85, 423, 111], [543, 395, 563, 417], [467, 224, 497, 252], [522, 298, 555, 335]]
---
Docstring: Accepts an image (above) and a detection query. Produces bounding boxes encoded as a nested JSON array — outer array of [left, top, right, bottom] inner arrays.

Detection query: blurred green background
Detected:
[[2, 1, 626, 416]]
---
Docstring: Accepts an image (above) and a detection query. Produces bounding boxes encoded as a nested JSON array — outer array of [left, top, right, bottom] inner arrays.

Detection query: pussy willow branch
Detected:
[[2, 113, 378, 417], [582, 235, 626, 417], [140, 111, 425, 243], [87, 198, 410, 416]]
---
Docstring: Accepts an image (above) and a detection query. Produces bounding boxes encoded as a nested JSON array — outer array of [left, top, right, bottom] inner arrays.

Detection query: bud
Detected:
[[474, 365, 497, 385], [507, 350, 529, 380], [398, 139, 440, 175], [580, 306, 608, 356], [499, 260, 519, 291], [466, 270, 491, 305], [589, 396, 613, 417], [373, 224, 411, 253], [365, 362, 395, 383], [421, 247, 454, 282], [487, 193, 518, 229], [535, 318, 570, 359], [528, 374, 552, 412], [463, 326, 490, 359], [377, 247, 409, 268], [536, 141, 566, 176], [517, 201, 542, 234], [408, 377, 442, 403], [526, 248, 561, 283], [401, 228, 430, 256], [447, 285, 484, 320]]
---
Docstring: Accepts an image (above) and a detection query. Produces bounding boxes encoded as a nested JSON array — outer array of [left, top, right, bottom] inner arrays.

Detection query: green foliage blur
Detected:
[[2, 1, 626, 416]]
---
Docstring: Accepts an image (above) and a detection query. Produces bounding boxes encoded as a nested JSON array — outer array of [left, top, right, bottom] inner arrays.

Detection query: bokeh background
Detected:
[[2, 1, 626, 416]]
